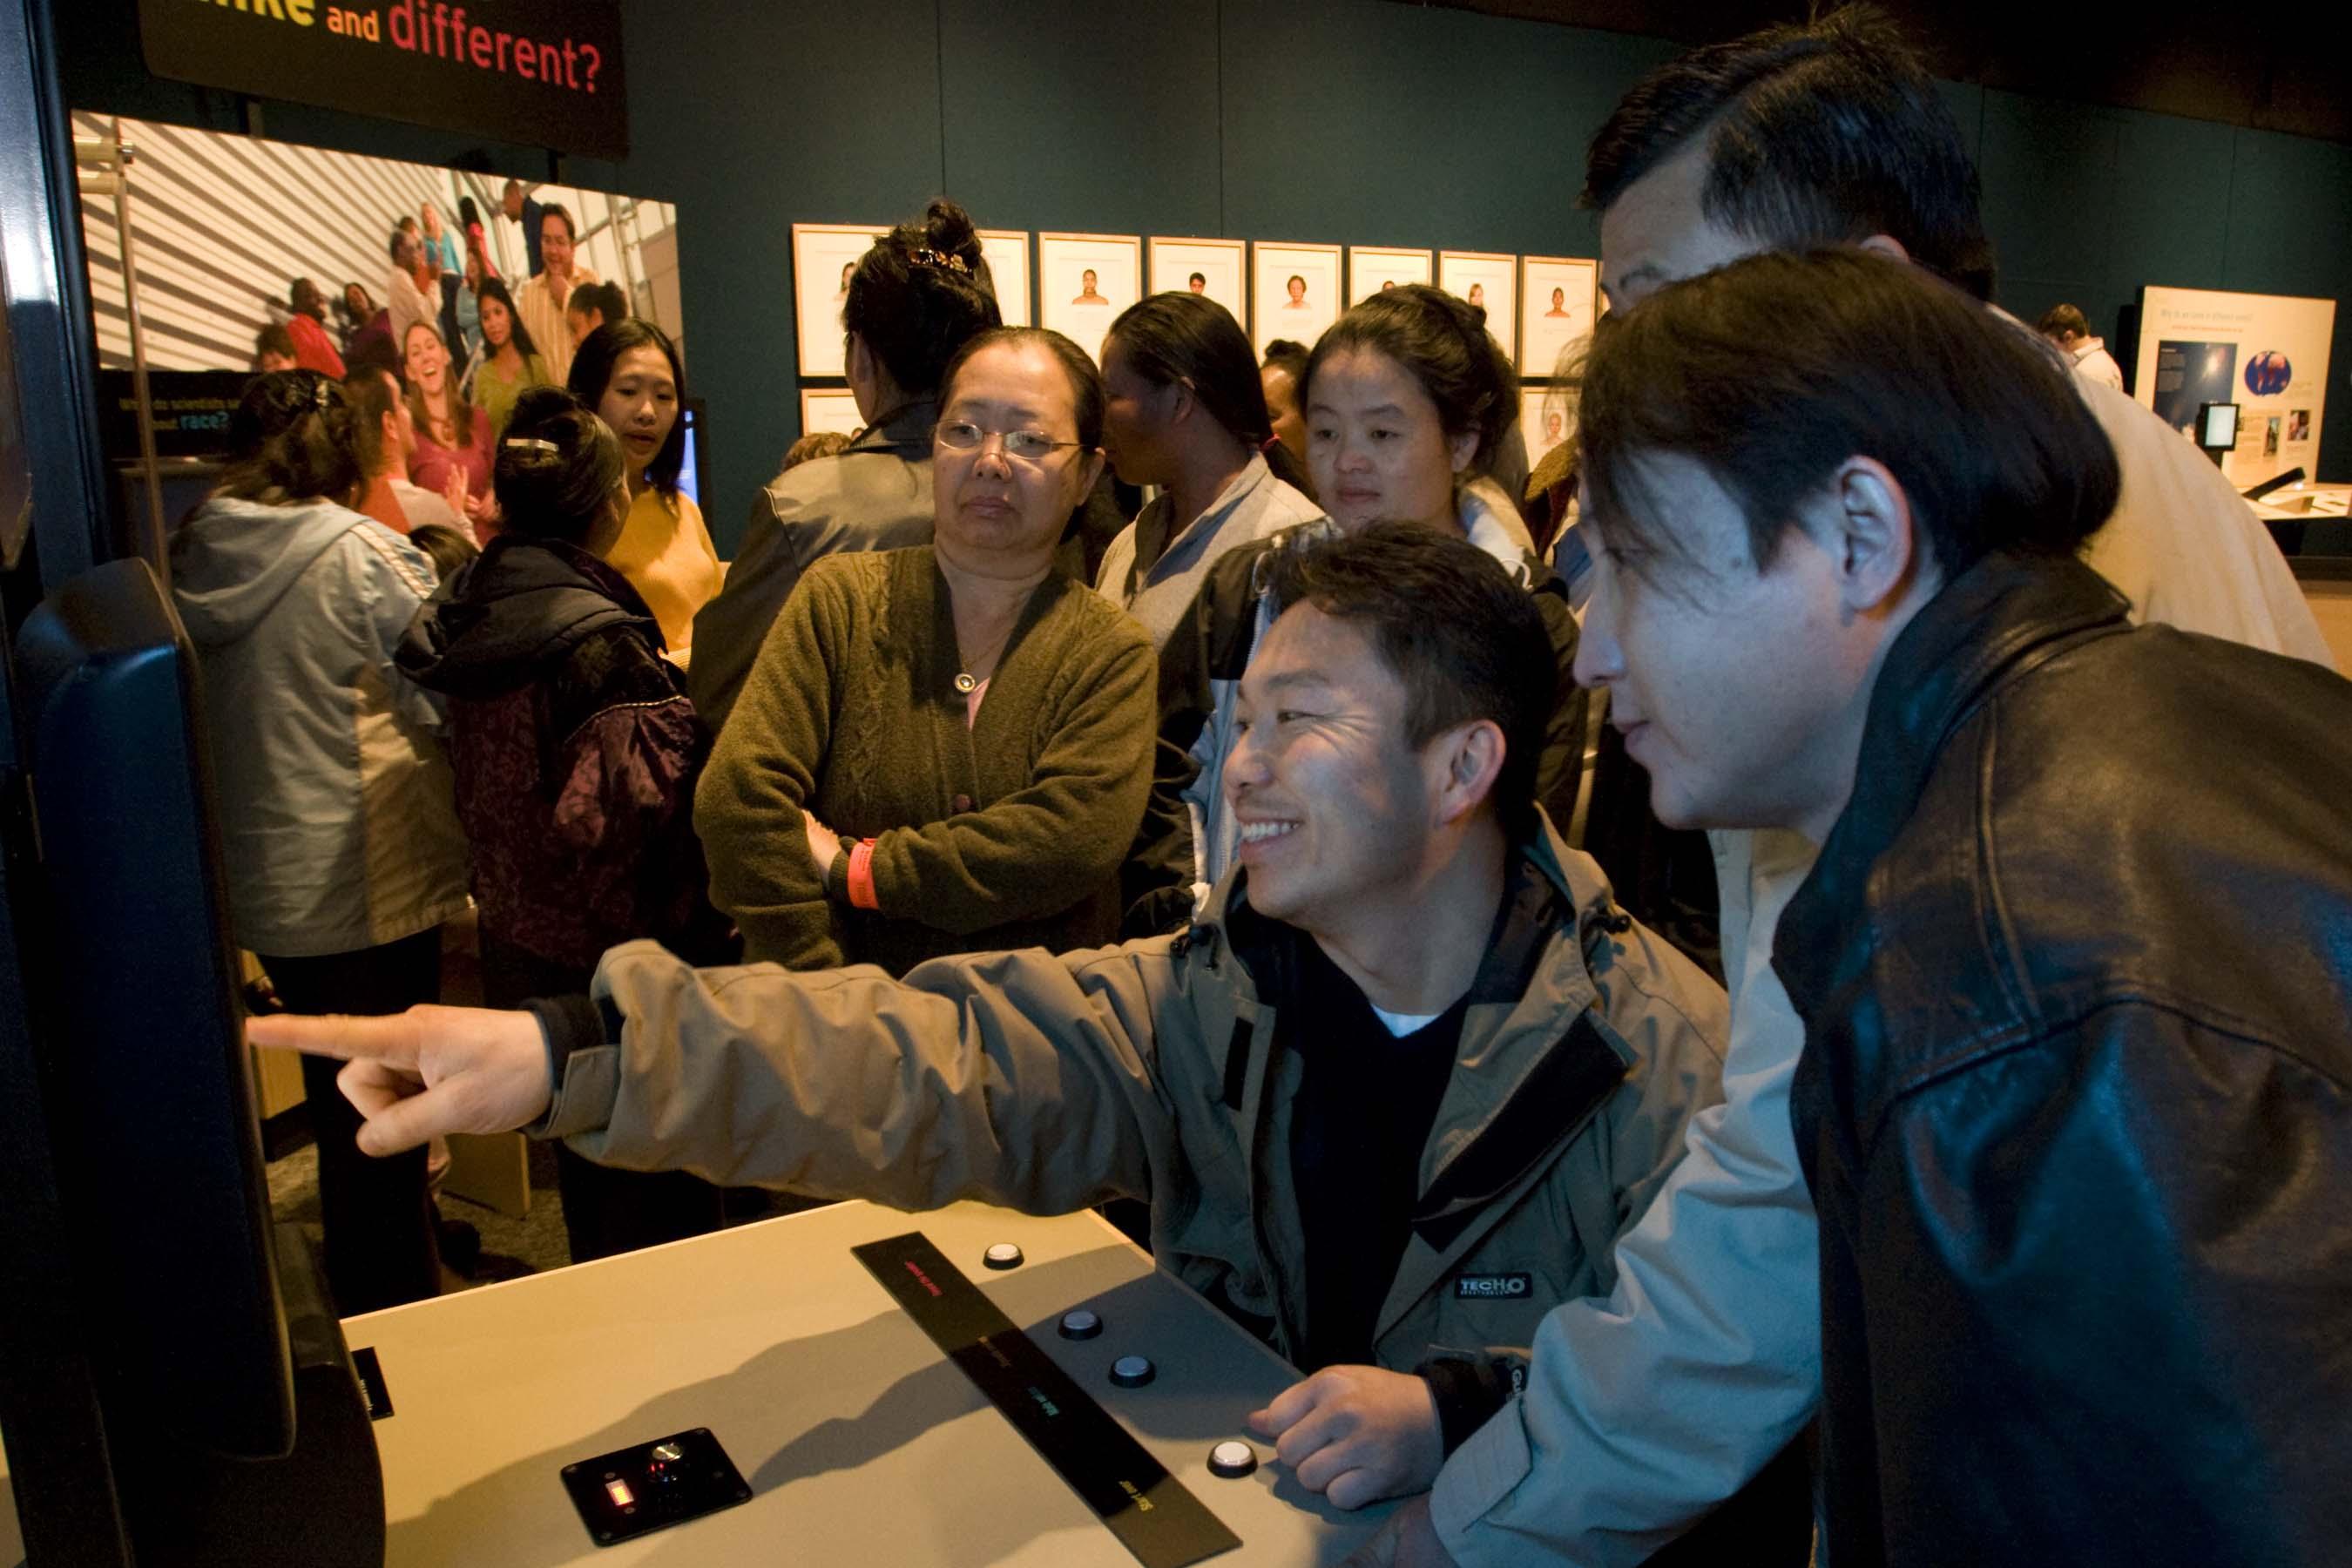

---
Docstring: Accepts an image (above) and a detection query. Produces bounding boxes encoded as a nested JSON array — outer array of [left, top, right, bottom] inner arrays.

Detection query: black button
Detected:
[[1109, 1355, 1155, 1388], [1058, 1308, 1103, 1341]]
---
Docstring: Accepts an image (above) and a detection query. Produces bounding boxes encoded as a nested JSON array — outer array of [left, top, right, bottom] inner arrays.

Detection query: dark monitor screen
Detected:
[[679, 397, 709, 510], [16, 558, 294, 1460]]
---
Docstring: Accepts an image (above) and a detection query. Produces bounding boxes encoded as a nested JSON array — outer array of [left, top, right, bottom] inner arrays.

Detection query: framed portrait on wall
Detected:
[[800, 388, 864, 439], [1251, 241, 1342, 357], [1439, 249, 1518, 366], [1037, 233, 1142, 362], [1520, 256, 1598, 381], [1520, 385, 1575, 470], [1149, 236, 1248, 332], [978, 229, 1031, 328], [1348, 246, 1433, 305], [792, 222, 888, 379]]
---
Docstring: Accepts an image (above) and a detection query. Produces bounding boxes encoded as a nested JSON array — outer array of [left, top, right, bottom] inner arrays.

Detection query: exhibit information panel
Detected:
[[2133, 285, 2335, 489]]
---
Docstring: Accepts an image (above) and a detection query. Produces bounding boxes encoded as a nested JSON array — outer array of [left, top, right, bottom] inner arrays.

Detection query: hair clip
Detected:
[[909, 247, 970, 274], [312, 378, 334, 411], [502, 436, 559, 453]]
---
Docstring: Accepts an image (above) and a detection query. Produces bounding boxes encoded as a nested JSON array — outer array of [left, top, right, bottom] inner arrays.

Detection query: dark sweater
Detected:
[[696, 544, 1158, 976]]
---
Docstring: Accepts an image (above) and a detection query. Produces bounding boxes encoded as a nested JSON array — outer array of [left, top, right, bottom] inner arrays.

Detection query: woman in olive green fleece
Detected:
[[697, 327, 1156, 976]]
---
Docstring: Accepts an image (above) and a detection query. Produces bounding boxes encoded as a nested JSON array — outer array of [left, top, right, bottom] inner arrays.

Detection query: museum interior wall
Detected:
[[51, 0, 2352, 554]]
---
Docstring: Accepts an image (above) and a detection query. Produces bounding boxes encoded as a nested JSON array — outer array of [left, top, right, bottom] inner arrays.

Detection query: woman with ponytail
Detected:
[[1120, 284, 1587, 935], [1094, 291, 1323, 649], [398, 385, 736, 1263]]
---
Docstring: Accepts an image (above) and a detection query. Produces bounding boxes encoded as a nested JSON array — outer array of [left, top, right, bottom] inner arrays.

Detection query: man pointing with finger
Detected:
[[254, 524, 1740, 1531]]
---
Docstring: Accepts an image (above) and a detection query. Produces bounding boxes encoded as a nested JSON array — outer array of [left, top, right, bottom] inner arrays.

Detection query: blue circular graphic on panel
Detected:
[[2245, 351, 2292, 396]]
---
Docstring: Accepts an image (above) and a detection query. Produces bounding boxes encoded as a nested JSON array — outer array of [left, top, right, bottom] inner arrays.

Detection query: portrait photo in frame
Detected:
[[1149, 236, 1248, 333], [1439, 249, 1518, 367], [1348, 246, 1434, 305], [792, 222, 889, 379], [1038, 232, 1143, 362], [800, 388, 864, 440], [1520, 384, 1576, 470], [978, 229, 1031, 328], [1251, 241, 1342, 357], [1521, 256, 1599, 382]]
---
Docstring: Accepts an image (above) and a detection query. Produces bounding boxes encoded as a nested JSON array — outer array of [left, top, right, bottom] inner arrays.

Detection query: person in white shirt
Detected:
[[383, 229, 442, 358], [1352, 12, 2335, 1567], [2038, 301, 2126, 389], [1094, 290, 1323, 648]]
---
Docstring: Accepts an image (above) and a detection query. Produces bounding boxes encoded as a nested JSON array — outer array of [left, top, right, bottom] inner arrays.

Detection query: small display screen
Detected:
[[560, 1427, 751, 1547], [2200, 402, 2240, 448]]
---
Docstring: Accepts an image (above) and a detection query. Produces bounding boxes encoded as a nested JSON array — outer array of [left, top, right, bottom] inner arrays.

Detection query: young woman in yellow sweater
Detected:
[[570, 319, 722, 664]]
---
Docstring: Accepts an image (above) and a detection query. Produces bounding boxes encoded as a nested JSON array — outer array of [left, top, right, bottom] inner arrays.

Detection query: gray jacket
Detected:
[[169, 496, 469, 957], [542, 824, 1727, 1389], [687, 400, 937, 733]]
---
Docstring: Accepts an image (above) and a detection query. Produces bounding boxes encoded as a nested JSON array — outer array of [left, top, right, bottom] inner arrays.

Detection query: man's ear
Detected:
[[1819, 456, 1924, 619], [1429, 718, 1508, 828]]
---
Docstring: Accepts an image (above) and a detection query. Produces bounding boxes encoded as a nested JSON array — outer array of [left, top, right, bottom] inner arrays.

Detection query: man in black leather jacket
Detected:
[[1567, 247, 2352, 1565]]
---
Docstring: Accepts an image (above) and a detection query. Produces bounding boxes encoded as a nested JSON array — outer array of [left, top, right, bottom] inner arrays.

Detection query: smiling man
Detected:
[[251, 524, 1728, 1511]]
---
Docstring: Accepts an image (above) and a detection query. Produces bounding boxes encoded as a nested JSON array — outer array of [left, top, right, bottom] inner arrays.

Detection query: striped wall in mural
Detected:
[[75, 112, 675, 374]]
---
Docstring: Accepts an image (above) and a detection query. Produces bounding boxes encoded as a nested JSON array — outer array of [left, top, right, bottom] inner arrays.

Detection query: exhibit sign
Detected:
[[978, 230, 1031, 328], [1348, 246, 1433, 305], [1438, 250, 1517, 367], [135, 0, 627, 159], [1149, 237, 1248, 333], [1251, 241, 1341, 358], [1038, 233, 1142, 364], [2133, 285, 2334, 487], [791, 223, 888, 380], [1521, 256, 1598, 382]]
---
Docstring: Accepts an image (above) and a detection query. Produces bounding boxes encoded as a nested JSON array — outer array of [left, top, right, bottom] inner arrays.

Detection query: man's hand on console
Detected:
[[247, 1005, 553, 1155], [1248, 1364, 1444, 1510]]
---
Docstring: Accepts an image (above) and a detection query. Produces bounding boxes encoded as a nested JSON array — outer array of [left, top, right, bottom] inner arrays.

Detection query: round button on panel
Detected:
[[982, 1242, 1024, 1270], [1109, 1354, 1156, 1388], [1207, 1440, 1258, 1479], [1058, 1308, 1103, 1341]]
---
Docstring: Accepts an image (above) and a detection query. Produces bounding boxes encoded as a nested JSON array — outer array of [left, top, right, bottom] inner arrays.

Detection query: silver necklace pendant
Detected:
[[953, 672, 979, 694]]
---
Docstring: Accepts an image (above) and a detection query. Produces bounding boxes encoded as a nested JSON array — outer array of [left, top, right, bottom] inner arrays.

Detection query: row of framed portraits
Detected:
[[792, 223, 1599, 381], [801, 380, 1582, 471]]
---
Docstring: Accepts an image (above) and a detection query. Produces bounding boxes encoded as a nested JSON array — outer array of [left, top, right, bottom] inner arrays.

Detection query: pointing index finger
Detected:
[[245, 1009, 422, 1070]]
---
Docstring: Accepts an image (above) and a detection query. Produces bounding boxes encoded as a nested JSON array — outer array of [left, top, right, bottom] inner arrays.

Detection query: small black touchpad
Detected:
[[560, 1427, 753, 1546]]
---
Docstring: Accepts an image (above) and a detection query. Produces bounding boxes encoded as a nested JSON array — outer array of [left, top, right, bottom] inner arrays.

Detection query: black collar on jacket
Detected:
[[1774, 549, 2131, 1036], [399, 534, 660, 697], [851, 397, 940, 457]]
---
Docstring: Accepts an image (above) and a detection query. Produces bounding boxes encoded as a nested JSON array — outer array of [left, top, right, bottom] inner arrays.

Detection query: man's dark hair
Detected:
[[1261, 338, 1310, 381], [568, 279, 627, 324], [938, 326, 1106, 450], [842, 199, 1002, 400], [216, 370, 363, 507], [341, 366, 400, 474], [1106, 292, 1310, 492], [253, 323, 297, 365], [567, 318, 687, 496], [1580, 249, 2119, 585], [1303, 283, 1517, 476], [1260, 522, 1553, 840], [539, 203, 577, 242], [493, 386, 624, 546], [2037, 302, 2091, 339], [1584, 5, 1996, 301]]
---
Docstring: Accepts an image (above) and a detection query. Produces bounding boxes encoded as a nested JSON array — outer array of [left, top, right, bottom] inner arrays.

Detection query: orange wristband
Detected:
[[846, 838, 880, 911]]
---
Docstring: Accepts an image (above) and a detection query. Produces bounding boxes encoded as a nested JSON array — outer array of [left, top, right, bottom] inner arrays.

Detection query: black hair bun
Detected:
[[506, 384, 587, 440], [922, 198, 983, 267]]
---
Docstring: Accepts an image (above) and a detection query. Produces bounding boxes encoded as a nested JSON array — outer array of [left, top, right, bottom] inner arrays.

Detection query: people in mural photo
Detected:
[[1072, 267, 1110, 306], [1467, 281, 1486, 308], [286, 278, 348, 378], [1284, 273, 1311, 308], [1544, 285, 1571, 317], [402, 321, 493, 537], [470, 276, 553, 443], [835, 260, 854, 303], [1188, 271, 1207, 293]]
